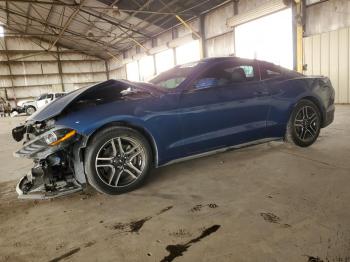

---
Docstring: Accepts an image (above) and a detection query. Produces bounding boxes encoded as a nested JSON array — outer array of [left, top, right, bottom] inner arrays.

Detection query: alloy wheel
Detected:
[[293, 105, 320, 141], [95, 136, 146, 187]]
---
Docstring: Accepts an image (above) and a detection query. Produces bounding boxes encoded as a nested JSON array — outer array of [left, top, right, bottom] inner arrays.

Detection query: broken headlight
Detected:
[[44, 129, 77, 146]]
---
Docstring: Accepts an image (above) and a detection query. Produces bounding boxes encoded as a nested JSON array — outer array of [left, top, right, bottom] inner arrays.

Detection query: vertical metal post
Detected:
[[105, 60, 110, 80], [292, 1, 297, 71], [172, 28, 177, 65], [232, 0, 239, 56], [199, 14, 207, 58], [56, 47, 65, 92], [4, 1, 16, 104], [173, 48, 177, 66], [3, 37, 16, 105], [152, 54, 157, 75], [293, 0, 304, 73]]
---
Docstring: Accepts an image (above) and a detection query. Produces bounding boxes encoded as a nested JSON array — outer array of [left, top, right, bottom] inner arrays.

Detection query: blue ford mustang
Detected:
[[12, 57, 335, 198]]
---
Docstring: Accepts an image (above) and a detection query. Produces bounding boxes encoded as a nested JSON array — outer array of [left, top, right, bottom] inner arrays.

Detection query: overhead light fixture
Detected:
[[111, 6, 121, 16], [87, 31, 94, 37]]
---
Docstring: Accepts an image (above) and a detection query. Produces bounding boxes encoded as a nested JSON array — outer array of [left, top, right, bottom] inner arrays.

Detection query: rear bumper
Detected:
[[322, 104, 335, 128]]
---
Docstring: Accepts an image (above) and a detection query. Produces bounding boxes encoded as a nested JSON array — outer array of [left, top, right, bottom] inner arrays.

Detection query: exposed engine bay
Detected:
[[12, 121, 86, 199]]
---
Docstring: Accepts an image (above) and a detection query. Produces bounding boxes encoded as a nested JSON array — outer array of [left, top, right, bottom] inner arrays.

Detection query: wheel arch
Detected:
[[294, 96, 326, 126], [84, 121, 159, 167], [25, 104, 37, 109]]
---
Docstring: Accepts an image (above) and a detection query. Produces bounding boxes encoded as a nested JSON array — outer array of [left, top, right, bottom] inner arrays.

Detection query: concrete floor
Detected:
[[0, 106, 349, 262]]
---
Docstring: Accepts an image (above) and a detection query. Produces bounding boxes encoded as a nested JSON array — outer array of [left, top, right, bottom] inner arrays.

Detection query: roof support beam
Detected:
[[79, 8, 151, 38], [175, 14, 201, 39], [48, 0, 85, 50], [0, 1, 193, 15], [0, 6, 121, 51], [39, 2, 55, 43], [108, 0, 181, 48]]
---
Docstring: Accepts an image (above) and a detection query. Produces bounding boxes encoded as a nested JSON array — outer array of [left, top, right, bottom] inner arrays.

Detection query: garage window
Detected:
[[38, 94, 48, 100], [176, 41, 200, 65], [139, 56, 155, 81], [235, 8, 293, 69], [155, 49, 175, 74], [126, 61, 140, 81]]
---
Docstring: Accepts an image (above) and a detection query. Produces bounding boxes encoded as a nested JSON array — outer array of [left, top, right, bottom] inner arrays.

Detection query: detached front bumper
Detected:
[[13, 127, 87, 199], [322, 104, 335, 128], [16, 173, 82, 200]]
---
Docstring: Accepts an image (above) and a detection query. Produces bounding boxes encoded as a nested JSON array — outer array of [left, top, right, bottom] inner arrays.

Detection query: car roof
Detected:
[[200, 56, 278, 65]]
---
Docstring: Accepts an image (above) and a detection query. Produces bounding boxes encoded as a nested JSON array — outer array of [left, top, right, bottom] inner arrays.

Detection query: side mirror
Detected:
[[194, 78, 217, 90]]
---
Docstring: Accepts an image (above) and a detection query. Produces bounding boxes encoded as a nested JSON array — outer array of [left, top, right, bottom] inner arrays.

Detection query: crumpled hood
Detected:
[[28, 79, 162, 122]]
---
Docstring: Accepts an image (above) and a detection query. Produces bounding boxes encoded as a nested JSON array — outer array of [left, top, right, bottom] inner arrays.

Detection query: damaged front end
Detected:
[[11, 79, 161, 199], [13, 120, 86, 199]]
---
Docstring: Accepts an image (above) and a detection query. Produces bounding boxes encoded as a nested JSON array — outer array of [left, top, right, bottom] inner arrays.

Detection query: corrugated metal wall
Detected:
[[0, 37, 108, 105], [303, 27, 350, 103]]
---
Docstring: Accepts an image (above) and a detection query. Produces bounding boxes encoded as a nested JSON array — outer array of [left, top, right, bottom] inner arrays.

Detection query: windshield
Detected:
[[149, 62, 199, 89]]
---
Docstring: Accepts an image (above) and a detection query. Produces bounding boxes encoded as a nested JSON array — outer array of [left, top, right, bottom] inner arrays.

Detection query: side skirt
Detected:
[[161, 137, 282, 167]]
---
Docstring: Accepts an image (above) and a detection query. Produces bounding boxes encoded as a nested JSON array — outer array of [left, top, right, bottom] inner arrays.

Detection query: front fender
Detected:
[[56, 113, 160, 166]]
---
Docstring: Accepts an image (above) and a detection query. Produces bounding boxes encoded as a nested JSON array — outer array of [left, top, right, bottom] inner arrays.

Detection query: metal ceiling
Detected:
[[0, 0, 226, 59]]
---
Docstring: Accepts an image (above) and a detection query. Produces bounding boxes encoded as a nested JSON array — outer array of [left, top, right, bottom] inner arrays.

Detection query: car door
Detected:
[[36, 94, 48, 109], [177, 60, 271, 156], [46, 94, 54, 105]]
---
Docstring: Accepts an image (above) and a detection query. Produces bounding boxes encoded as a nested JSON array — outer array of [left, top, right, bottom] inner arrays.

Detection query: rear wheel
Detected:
[[286, 99, 321, 147], [84, 126, 152, 194]]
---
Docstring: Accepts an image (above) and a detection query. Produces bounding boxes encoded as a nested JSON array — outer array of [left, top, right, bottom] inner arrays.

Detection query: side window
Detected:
[[239, 65, 254, 78], [156, 77, 186, 89], [47, 94, 54, 100], [55, 93, 64, 98], [38, 94, 47, 100], [261, 63, 282, 80], [193, 62, 256, 90]]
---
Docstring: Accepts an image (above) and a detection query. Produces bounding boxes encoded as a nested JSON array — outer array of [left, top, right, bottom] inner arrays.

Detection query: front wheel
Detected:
[[84, 126, 152, 195], [26, 106, 36, 115], [286, 99, 321, 147]]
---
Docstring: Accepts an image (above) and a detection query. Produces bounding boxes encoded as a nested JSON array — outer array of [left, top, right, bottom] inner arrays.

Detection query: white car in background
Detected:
[[21, 93, 66, 115]]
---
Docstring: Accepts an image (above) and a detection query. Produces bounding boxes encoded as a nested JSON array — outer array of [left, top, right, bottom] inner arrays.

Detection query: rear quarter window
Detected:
[[260, 63, 283, 80]]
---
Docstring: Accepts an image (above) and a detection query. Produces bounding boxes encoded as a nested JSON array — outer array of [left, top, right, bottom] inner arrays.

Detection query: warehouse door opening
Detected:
[[235, 8, 293, 69]]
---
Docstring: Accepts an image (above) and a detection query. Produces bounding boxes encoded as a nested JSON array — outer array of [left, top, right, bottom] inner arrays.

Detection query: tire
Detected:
[[84, 126, 152, 195], [285, 99, 321, 147], [26, 106, 36, 115]]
